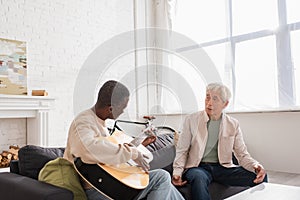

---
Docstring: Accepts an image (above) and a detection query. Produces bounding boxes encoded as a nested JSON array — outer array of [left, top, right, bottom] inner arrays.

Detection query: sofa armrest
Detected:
[[0, 172, 73, 200], [10, 160, 19, 174]]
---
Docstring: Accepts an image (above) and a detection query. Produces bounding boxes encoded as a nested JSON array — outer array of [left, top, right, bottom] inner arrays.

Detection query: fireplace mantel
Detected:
[[0, 95, 55, 147]]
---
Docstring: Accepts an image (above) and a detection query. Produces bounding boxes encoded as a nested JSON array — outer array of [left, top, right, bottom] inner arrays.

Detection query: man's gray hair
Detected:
[[206, 82, 231, 102]]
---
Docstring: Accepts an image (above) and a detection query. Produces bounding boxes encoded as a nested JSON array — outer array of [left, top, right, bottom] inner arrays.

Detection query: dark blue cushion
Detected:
[[18, 145, 65, 179]]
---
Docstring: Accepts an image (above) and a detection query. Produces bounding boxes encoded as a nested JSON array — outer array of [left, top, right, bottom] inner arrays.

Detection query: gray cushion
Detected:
[[146, 133, 175, 169]]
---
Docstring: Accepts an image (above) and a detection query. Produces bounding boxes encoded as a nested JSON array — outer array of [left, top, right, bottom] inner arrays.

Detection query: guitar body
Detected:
[[74, 130, 151, 199], [74, 158, 144, 200]]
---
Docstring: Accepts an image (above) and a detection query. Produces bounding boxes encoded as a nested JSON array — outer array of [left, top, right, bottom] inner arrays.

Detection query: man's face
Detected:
[[205, 90, 228, 120], [110, 97, 129, 119]]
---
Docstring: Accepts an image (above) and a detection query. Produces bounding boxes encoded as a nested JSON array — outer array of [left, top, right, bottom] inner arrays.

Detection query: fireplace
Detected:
[[0, 95, 55, 147]]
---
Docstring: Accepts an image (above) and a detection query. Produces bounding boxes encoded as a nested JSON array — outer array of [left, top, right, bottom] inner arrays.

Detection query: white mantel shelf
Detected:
[[0, 95, 54, 118], [0, 95, 55, 147]]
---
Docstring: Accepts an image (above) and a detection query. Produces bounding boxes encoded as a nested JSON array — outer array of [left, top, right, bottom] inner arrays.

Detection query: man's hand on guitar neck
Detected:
[[133, 151, 150, 173], [141, 135, 156, 146], [130, 135, 156, 147], [130, 126, 157, 147]]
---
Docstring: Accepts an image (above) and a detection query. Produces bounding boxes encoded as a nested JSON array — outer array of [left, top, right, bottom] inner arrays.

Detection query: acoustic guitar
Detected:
[[74, 130, 153, 200]]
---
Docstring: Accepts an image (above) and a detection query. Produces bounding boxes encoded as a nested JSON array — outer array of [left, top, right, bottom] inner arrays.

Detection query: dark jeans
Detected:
[[184, 163, 268, 200]]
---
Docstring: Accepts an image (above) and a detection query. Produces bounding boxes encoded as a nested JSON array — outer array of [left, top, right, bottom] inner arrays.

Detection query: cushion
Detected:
[[18, 145, 65, 179], [149, 144, 175, 169], [38, 157, 87, 200], [146, 133, 175, 169], [146, 133, 174, 152]]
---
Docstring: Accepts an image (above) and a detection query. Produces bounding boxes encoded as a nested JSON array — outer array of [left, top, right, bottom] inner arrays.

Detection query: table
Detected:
[[225, 183, 300, 200]]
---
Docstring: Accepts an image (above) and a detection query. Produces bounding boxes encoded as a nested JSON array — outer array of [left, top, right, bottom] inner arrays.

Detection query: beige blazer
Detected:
[[173, 111, 259, 177]]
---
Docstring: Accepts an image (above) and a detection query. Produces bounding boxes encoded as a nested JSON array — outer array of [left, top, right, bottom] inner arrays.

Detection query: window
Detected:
[[235, 36, 278, 110], [290, 30, 300, 105], [170, 0, 300, 112], [232, 0, 278, 35], [286, 0, 300, 24], [203, 44, 227, 82], [173, 0, 226, 43]]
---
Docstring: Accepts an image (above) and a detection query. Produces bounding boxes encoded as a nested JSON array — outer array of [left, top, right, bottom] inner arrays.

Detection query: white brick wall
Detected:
[[0, 119, 26, 151], [0, 0, 134, 148]]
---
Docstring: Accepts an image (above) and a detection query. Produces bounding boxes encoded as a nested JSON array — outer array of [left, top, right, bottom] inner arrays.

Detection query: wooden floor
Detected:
[[267, 170, 300, 187]]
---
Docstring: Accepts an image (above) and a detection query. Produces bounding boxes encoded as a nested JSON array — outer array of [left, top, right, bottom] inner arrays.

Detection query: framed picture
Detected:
[[0, 38, 27, 95]]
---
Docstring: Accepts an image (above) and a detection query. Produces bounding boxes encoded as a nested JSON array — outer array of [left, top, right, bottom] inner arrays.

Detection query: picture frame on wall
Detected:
[[0, 38, 27, 95]]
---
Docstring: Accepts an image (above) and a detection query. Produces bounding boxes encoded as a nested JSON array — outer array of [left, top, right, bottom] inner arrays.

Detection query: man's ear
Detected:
[[108, 106, 113, 113], [224, 101, 229, 108]]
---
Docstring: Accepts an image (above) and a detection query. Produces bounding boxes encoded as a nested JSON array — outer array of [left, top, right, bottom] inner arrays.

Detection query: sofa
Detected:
[[0, 135, 248, 200], [0, 146, 73, 200]]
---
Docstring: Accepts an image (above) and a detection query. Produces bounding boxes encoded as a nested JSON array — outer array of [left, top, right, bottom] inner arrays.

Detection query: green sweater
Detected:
[[202, 118, 221, 163]]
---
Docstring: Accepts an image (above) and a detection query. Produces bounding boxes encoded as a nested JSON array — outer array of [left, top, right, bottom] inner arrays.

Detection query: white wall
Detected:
[[229, 111, 300, 174], [154, 111, 300, 174], [0, 0, 134, 147]]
